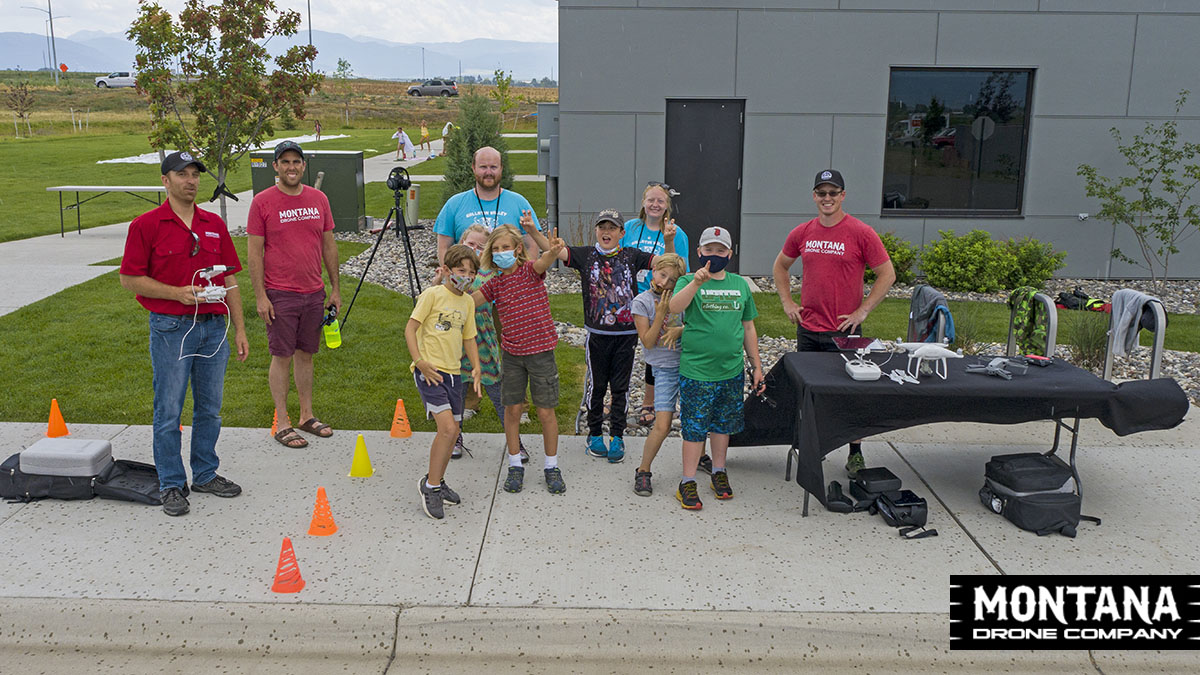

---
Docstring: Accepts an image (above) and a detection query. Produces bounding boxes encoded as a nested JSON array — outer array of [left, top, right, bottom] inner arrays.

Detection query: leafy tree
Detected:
[[490, 68, 518, 129], [128, 0, 322, 221], [3, 79, 34, 137], [442, 93, 510, 201], [1077, 90, 1200, 292], [921, 96, 946, 148], [332, 58, 353, 125]]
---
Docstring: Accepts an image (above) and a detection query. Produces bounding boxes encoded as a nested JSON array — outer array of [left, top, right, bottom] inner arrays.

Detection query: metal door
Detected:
[[664, 99, 745, 272]]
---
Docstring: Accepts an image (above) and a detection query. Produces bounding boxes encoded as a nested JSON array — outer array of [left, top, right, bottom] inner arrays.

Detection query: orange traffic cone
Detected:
[[270, 410, 278, 438], [46, 398, 69, 438], [270, 537, 306, 593], [307, 486, 338, 536], [390, 399, 412, 438]]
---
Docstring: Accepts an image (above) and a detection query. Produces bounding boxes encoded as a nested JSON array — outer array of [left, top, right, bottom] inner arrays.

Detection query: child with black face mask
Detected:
[[667, 227, 765, 511], [528, 208, 675, 464]]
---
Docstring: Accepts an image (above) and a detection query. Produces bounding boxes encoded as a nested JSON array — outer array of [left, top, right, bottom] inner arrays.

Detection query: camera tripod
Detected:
[[341, 184, 423, 331]]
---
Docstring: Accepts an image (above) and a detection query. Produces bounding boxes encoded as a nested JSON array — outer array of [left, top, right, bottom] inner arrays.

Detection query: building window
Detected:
[[882, 68, 1034, 216]]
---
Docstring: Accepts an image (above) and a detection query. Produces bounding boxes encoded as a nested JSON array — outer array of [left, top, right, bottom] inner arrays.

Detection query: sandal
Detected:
[[274, 427, 308, 448], [637, 406, 656, 426], [297, 418, 333, 438]]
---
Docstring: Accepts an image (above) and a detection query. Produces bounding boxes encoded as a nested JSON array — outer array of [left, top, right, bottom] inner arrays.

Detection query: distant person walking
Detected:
[[118, 151, 248, 517], [313, 118, 322, 142], [419, 119, 432, 155], [246, 141, 342, 449], [394, 126, 415, 160]]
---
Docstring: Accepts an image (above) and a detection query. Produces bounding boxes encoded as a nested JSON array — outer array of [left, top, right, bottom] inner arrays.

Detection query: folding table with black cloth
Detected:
[[730, 352, 1189, 515]]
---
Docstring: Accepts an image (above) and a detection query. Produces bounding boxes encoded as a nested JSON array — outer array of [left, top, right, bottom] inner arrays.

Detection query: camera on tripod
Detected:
[[386, 167, 411, 192]]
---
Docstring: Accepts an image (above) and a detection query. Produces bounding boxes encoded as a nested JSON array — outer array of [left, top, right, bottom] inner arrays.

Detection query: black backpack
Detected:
[[979, 453, 1099, 537], [1, 452, 162, 505]]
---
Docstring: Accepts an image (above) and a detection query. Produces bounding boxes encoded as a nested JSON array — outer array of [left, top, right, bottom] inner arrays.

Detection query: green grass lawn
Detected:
[[503, 136, 537, 150], [0, 128, 407, 243], [365, 180, 548, 221], [409, 151, 538, 177], [0, 238, 587, 435]]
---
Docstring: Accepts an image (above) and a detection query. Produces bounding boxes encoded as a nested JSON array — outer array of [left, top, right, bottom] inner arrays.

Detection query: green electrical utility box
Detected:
[[249, 150, 365, 232]]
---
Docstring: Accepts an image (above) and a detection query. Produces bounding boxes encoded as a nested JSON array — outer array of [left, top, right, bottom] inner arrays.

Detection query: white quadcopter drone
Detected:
[[893, 340, 963, 380]]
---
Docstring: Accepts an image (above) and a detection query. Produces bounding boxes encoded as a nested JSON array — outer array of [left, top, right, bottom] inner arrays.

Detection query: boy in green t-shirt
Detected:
[[668, 227, 765, 511]]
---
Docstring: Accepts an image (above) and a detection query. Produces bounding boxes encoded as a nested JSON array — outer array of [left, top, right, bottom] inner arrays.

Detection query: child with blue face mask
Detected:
[[667, 226, 765, 511], [470, 224, 568, 495], [528, 209, 675, 465]]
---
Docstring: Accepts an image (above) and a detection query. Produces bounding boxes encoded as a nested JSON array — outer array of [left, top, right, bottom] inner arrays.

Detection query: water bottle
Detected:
[[322, 305, 341, 349]]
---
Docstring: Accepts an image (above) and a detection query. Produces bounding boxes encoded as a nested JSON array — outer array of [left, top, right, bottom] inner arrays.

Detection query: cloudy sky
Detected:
[[5, 0, 560, 44]]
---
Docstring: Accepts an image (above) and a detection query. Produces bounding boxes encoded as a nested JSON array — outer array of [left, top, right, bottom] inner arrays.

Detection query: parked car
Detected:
[[406, 79, 458, 97], [95, 72, 136, 88], [932, 128, 957, 148]]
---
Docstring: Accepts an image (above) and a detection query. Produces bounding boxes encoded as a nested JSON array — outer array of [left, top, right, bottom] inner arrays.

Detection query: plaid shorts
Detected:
[[679, 373, 745, 442]]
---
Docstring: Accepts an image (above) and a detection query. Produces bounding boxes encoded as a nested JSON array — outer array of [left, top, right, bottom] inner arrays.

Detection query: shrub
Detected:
[[1004, 237, 1067, 289], [866, 232, 918, 286], [921, 229, 1017, 293], [949, 302, 988, 355], [442, 93, 511, 202], [1065, 310, 1109, 374]]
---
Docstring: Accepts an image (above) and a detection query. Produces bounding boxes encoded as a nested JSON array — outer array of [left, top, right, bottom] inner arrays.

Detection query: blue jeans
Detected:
[[149, 312, 229, 491]]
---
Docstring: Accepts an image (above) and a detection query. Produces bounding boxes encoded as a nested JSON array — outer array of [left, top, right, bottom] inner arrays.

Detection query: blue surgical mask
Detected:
[[698, 253, 730, 273], [492, 250, 517, 269]]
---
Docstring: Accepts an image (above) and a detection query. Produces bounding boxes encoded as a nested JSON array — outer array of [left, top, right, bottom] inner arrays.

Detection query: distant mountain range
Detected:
[[0, 30, 557, 81]]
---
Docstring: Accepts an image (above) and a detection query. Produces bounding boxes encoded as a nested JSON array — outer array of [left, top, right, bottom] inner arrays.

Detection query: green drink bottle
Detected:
[[322, 306, 341, 349]]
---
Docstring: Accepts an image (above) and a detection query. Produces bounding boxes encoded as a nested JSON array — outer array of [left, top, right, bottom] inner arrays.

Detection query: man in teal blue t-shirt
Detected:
[[434, 146, 540, 264]]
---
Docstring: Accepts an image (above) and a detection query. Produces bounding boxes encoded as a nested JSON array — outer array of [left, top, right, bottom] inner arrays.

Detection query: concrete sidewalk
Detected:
[[1, 416, 1196, 672]]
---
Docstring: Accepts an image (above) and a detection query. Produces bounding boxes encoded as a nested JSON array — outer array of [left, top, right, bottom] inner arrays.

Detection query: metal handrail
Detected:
[[1102, 299, 1166, 380], [1006, 292, 1058, 357]]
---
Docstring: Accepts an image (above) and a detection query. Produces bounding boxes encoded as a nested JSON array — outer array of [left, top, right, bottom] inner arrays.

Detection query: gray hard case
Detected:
[[19, 437, 114, 477]]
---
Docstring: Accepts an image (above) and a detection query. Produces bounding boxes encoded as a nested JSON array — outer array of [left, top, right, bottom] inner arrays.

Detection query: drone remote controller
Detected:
[[195, 284, 227, 302]]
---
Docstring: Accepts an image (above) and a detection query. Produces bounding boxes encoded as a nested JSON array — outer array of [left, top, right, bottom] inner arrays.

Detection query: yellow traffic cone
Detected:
[[348, 434, 374, 477]]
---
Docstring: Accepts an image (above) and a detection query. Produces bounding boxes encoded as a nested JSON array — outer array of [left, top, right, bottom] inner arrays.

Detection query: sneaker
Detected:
[[607, 437, 626, 464], [504, 466, 525, 493], [676, 480, 703, 510], [711, 471, 733, 500], [697, 454, 713, 475], [461, 408, 477, 422], [520, 412, 531, 425], [160, 487, 190, 516], [585, 435, 608, 458], [519, 440, 530, 463], [452, 433, 472, 460], [634, 470, 653, 497], [439, 480, 461, 506], [419, 476, 444, 519], [544, 467, 566, 494], [845, 452, 866, 479], [191, 474, 241, 498]]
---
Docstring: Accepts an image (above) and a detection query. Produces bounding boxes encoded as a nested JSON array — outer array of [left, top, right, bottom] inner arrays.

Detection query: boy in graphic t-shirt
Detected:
[[528, 208, 674, 464], [668, 227, 765, 511]]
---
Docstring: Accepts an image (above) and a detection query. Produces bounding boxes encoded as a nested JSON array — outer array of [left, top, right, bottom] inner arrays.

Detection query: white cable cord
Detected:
[[178, 268, 232, 360]]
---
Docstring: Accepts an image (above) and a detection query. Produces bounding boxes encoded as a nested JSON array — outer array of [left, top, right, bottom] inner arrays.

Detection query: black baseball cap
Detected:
[[160, 151, 207, 175], [273, 140, 305, 161], [593, 208, 624, 228], [813, 169, 845, 190]]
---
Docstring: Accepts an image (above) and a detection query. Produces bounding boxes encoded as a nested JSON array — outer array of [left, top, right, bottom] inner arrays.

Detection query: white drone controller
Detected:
[[194, 265, 229, 302]]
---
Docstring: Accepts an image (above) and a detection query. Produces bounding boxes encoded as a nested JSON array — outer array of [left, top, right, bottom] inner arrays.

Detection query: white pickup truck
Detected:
[[94, 72, 136, 88]]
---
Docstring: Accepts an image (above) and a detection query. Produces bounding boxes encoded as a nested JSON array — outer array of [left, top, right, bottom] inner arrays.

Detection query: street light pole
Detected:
[[22, 0, 61, 85], [421, 47, 425, 79], [307, 0, 312, 47]]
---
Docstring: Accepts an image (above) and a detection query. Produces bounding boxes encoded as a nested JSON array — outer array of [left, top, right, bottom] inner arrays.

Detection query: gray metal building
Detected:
[[555, 1, 1200, 278]]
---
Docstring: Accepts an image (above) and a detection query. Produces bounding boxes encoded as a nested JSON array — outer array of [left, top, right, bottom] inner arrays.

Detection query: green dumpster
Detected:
[[249, 150, 366, 232]]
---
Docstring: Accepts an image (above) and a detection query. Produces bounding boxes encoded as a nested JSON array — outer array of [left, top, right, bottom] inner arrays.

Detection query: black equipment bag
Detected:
[[0, 452, 95, 502], [872, 489, 938, 539], [979, 452, 1099, 537], [94, 460, 163, 505]]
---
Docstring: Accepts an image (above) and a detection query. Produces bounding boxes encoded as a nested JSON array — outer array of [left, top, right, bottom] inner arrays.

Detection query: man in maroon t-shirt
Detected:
[[119, 151, 249, 517], [247, 141, 342, 449], [772, 169, 895, 478]]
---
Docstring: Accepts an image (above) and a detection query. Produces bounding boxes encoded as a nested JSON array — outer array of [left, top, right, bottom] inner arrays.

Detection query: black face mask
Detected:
[[698, 254, 731, 273]]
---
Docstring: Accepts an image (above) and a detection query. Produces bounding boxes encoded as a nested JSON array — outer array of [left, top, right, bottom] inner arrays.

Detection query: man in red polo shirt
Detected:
[[246, 141, 341, 449], [119, 151, 249, 517]]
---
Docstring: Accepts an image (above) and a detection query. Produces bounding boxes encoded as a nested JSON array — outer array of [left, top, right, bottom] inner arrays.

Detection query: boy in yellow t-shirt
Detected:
[[405, 244, 482, 519]]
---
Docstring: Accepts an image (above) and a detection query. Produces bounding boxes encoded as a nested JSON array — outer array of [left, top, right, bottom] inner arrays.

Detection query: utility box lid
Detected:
[[20, 438, 114, 477]]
